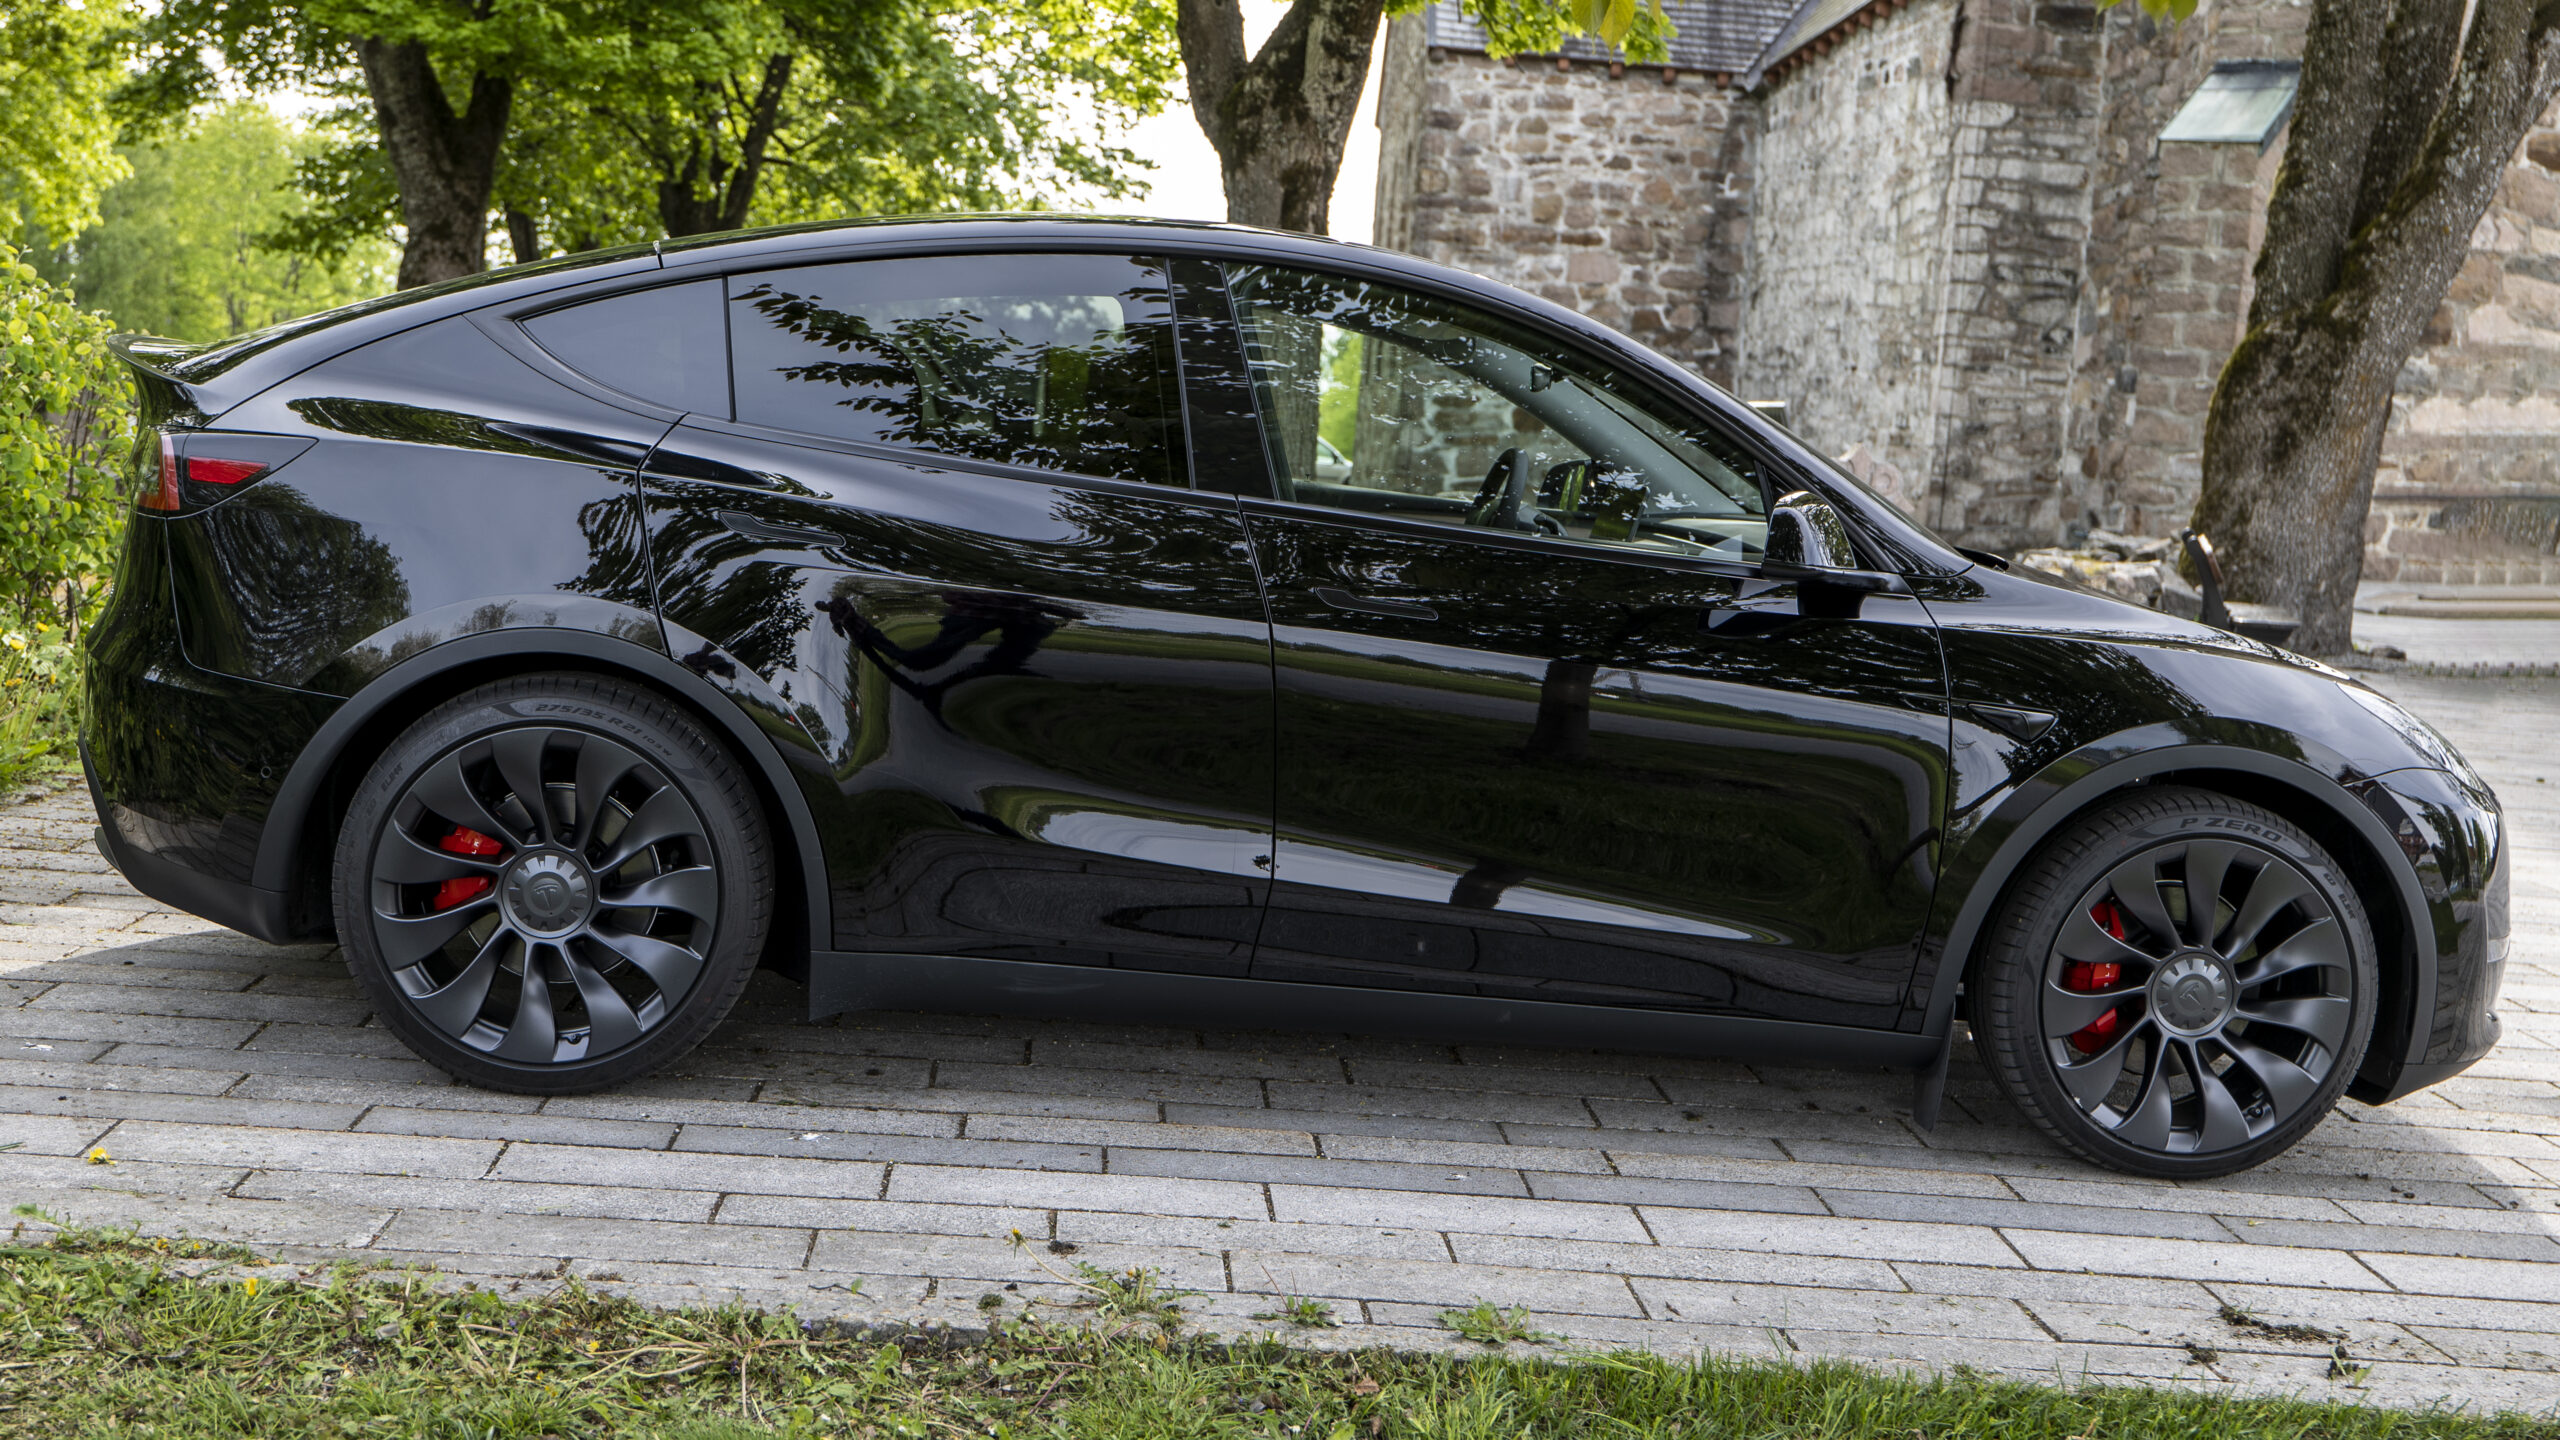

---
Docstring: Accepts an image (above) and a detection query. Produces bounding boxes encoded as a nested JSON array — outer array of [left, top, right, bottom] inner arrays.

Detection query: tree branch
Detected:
[[1177, 0, 1249, 155]]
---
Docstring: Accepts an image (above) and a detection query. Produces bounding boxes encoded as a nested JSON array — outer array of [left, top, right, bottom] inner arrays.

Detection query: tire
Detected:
[[334, 674, 772, 1093], [1968, 786, 2376, 1178]]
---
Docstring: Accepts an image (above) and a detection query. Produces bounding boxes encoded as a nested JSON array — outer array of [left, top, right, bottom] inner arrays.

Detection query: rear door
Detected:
[[1213, 263, 1951, 1028], [618, 252, 1276, 976]]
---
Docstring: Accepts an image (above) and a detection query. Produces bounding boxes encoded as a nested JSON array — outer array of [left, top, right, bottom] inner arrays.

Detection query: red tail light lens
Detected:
[[187, 457, 269, 486], [137, 432, 312, 514], [144, 435, 181, 512]]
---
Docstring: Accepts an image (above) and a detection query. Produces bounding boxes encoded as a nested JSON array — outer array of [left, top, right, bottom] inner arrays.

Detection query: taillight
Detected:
[[138, 431, 313, 513]]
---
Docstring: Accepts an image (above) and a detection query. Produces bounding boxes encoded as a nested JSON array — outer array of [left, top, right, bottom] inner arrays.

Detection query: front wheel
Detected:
[[1969, 787, 2377, 1178], [334, 674, 772, 1093]]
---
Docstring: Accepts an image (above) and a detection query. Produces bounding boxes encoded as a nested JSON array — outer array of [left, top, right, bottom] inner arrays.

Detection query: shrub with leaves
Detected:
[[0, 242, 130, 785], [0, 241, 132, 631]]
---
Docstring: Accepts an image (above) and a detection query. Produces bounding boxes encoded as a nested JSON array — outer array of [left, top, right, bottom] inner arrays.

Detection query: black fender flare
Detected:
[[250, 628, 832, 954], [1916, 737, 2434, 1069]]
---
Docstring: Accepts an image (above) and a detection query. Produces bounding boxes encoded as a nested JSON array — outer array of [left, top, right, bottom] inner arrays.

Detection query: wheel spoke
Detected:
[[2220, 1032, 2326, 1119], [2237, 993, 2354, 1052], [593, 786, 706, 875], [2055, 1016, 2146, 1111], [490, 729, 556, 846], [373, 902, 491, 967], [373, 826, 501, 885], [586, 922, 706, 1002], [603, 865, 718, 924], [568, 735, 645, 851], [564, 948, 645, 1054], [2103, 855, 2179, 948], [2109, 1037, 2177, 1150], [2221, 860, 2314, 959], [2180, 840, 2240, 948], [2042, 980, 2137, 1036], [397, 931, 503, 1037], [491, 944, 561, 1063], [411, 751, 517, 846], [2189, 1042, 2256, 1151], [2238, 917, 2348, 987], [2057, 906, 2157, 967]]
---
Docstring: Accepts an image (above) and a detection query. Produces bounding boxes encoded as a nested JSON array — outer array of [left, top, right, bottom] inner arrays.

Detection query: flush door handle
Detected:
[[1311, 586, 1438, 621]]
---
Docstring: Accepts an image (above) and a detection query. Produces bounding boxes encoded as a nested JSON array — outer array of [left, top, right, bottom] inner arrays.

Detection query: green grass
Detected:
[[0, 1227, 2553, 1439]]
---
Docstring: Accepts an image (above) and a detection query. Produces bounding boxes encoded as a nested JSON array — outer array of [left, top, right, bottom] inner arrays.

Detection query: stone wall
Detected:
[[1371, 0, 2560, 578], [1731, 0, 1959, 509], [1376, 35, 1751, 385], [2067, 1, 2301, 544], [2373, 114, 2560, 584]]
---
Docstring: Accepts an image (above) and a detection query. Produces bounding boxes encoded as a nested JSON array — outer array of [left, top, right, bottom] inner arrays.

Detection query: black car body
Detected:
[[84, 217, 2507, 1176]]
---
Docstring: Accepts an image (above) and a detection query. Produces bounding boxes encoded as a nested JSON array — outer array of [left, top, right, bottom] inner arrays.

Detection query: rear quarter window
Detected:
[[520, 279, 729, 416]]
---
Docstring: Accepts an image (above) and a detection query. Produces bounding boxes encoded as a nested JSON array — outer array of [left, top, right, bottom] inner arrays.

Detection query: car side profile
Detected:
[[85, 217, 2506, 1178]]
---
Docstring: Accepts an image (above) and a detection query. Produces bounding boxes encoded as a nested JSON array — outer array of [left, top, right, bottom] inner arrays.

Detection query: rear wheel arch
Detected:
[[260, 632, 825, 975], [1935, 749, 2428, 1097]]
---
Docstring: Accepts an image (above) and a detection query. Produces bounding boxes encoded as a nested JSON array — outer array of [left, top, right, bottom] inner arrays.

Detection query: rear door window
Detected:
[[520, 279, 729, 416], [725, 253, 1185, 487]]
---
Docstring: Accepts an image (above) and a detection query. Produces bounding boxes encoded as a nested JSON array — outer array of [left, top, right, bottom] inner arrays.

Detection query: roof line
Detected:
[[1741, 0, 1833, 88]]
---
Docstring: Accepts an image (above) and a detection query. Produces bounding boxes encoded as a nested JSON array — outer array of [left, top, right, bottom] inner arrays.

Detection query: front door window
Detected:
[[1224, 266, 1770, 560]]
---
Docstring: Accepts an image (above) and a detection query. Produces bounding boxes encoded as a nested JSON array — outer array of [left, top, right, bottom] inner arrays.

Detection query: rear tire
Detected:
[[334, 674, 771, 1093], [1969, 787, 2376, 1178]]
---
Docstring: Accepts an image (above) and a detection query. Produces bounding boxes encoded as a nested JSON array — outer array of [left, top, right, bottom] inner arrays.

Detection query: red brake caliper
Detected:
[[430, 826, 502, 911], [2063, 899, 2129, 1054]]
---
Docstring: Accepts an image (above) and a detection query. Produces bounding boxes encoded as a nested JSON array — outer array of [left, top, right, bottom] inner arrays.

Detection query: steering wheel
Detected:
[[1466, 448, 1527, 530]]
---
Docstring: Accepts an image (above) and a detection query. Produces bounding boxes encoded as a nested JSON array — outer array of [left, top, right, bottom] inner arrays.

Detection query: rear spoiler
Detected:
[[109, 334, 215, 428]]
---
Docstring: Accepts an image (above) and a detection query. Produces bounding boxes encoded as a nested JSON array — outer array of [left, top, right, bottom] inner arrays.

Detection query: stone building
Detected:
[[1373, 0, 2560, 583]]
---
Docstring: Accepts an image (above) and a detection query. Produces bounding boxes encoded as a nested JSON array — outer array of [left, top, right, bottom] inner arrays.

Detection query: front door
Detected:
[[636, 251, 1276, 976], [1217, 264, 1950, 1028]]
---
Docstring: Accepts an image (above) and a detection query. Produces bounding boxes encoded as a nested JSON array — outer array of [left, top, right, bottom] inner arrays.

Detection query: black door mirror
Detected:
[[1766, 490, 1857, 570]]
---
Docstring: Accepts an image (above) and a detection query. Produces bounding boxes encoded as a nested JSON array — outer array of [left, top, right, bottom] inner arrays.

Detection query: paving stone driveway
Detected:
[[1, 673, 2553, 1412]]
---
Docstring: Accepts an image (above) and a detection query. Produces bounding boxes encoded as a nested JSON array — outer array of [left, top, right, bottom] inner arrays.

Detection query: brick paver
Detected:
[[3, 673, 2554, 1411]]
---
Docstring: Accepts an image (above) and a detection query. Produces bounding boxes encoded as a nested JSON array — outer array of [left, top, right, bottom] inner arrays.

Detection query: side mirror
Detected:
[[1765, 489, 1857, 570], [1763, 489, 1907, 597]]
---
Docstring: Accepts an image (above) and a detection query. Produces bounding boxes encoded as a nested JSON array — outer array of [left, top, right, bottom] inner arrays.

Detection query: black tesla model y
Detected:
[[84, 217, 2506, 1177]]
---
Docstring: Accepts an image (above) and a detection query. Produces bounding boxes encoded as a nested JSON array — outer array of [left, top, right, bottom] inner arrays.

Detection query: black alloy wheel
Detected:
[[336, 675, 771, 1092], [1970, 787, 2376, 1178]]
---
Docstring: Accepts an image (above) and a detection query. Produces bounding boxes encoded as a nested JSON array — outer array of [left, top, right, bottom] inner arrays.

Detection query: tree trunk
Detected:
[[656, 52, 796, 237], [358, 37, 512, 288], [505, 207, 542, 266], [2193, 0, 2560, 653], [1179, 0, 1386, 232]]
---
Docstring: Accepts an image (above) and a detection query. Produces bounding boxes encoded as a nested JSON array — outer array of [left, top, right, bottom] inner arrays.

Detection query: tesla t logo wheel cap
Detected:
[[502, 853, 594, 938], [2150, 951, 2234, 1037]]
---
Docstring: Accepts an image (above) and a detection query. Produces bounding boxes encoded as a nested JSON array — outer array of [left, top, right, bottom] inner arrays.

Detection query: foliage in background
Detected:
[[3, 1227, 2558, 1439], [124, 0, 1181, 287], [0, 0, 133, 245], [34, 101, 396, 343], [0, 246, 130, 787]]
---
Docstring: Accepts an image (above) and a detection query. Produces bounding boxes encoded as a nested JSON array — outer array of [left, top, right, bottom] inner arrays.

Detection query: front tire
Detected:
[[334, 674, 772, 1093], [1969, 787, 2376, 1178]]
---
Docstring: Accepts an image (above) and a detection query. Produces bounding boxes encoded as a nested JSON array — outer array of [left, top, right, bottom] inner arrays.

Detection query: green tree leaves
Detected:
[[0, 0, 135, 243], [40, 102, 396, 343]]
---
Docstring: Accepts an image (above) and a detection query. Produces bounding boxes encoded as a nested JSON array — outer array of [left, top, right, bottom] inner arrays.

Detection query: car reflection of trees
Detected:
[[817, 589, 1072, 721], [736, 279, 1180, 488], [1270, 527, 1948, 957], [169, 482, 412, 692]]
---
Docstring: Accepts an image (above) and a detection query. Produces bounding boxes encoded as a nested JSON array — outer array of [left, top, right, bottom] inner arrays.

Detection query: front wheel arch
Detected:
[[260, 632, 826, 975], [1928, 746, 2427, 1098]]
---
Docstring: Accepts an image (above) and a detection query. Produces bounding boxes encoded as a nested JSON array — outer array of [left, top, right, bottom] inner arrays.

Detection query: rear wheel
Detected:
[[334, 674, 771, 1093], [1969, 787, 2376, 1178]]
